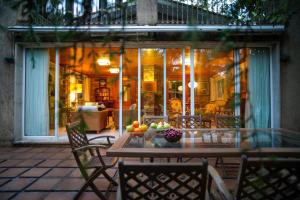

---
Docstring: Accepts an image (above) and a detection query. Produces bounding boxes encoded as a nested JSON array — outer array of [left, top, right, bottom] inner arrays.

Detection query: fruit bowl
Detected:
[[163, 129, 182, 143]]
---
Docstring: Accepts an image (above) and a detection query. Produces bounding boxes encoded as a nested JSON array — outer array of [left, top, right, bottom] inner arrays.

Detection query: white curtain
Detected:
[[245, 48, 271, 128], [25, 49, 49, 136]]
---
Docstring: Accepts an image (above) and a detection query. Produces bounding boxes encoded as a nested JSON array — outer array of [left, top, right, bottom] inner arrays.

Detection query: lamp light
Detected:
[[188, 81, 198, 88]]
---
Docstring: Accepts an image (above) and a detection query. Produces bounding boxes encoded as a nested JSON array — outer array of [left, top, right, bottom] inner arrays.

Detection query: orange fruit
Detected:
[[134, 127, 141, 132], [132, 121, 139, 128]]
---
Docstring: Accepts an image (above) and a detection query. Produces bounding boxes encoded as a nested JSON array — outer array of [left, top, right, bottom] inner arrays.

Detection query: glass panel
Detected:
[[25, 48, 53, 136], [185, 48, 191, 115], [122, 49, 138, 130], [240, 48, 271, 128], [141, 49, 164, 117], [166, 49, 182, 126], [58, 47, 120, 136], [194, 49, 235, 127]]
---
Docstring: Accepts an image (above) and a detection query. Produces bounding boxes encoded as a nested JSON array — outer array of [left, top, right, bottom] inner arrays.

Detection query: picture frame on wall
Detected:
[[198, 81, 209, 95]]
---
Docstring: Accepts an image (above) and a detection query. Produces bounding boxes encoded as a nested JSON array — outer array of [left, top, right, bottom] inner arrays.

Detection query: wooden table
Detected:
[[107, 128, 300, 158]]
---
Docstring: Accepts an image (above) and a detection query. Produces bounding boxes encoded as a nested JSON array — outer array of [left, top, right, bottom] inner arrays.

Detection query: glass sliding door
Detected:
[[141, 49, 164, 118], [240, 48, 271, 128], [24, 48, 54, 136], [122, 49, 138, 129]]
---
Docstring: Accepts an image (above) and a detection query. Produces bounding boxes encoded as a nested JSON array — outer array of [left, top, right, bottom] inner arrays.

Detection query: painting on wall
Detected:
[[198, 81, 209, 95]]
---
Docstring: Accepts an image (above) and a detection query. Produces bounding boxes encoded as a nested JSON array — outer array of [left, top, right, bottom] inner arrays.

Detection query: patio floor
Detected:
[[0, 146, 238, 200]]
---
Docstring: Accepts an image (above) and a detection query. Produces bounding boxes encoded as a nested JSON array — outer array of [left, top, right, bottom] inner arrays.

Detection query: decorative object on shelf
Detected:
[[99, 79, 107, 87], [163, 128, 182, 143]]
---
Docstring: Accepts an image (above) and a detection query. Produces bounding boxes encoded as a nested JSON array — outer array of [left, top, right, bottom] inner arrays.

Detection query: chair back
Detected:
[[119, 161, 208, 200], [236, 156, 300, 200], [143, 115, 168, 126], [177, 115, 202, 128], [215, 115, 240, 128]]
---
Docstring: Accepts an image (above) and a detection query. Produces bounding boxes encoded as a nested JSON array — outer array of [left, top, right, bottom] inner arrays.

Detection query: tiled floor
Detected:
[[0, 146, 238, 200]]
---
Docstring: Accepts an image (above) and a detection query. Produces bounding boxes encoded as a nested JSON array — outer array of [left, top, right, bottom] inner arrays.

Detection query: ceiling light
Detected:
[[97, 58, 110, 66]]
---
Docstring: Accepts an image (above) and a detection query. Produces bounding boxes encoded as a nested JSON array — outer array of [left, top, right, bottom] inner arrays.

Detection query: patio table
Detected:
[[107, 128, 300, 158]]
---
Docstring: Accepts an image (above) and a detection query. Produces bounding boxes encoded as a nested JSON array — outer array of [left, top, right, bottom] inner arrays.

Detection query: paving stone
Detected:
[[94, 178, 110, 191], [26, 178, 61, 190], [12, 153, 35, 159], [17, 160, 44, 167], [0, 168, 29, 178], [20, 168, 51, 177], [81, 192, 105, 200], [54, 178, 85, 190], [12, 148, 32, 153], [27, 148, 48, 153], [44, 192, 76, 200], [0, 160, 23, 167], [0, 178, 36, 191], [49, 153, 71, 160], [0, 192, 16, 200], [31, 152, 55, 159], [57, 159, 77, 167], [43, 168, 74, 178], [13, 192, 48, 200], [37, 159, 62, 167]]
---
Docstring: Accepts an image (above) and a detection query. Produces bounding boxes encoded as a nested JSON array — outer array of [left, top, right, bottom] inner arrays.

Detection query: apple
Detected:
[[157, 124, 163, 130], [140, 124, 148, 132], [163, 123, 170, 129], [126, 125, 134, 132], [150, 123, 157, 129]]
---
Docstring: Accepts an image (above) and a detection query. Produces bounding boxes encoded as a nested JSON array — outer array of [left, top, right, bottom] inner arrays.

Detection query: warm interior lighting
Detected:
[[178, 86, 183, 91], [70, 83, 83, 93], [188, 81, 198, 88], [97, 58, 110, 66], [109, 68, 119, 74]]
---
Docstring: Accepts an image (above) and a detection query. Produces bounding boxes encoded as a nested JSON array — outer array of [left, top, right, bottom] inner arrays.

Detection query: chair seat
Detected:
[[87, 155, 118, 168]]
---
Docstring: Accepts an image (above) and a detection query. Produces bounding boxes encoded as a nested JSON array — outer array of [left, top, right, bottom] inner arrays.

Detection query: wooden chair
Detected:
[[177, 115, 202, 129], [143, 115, 168, 126], [209, 156, 300, 200], [215, 115, 241, 178], [118, 160, 232, 200], [66, 121, 118, 200]]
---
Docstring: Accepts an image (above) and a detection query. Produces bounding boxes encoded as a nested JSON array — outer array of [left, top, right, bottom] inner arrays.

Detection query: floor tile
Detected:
[[43, 168, 74, 178], [0, 178, 10, 186], [94, 178, 110, 191], [13, 192, 48, 200], [12, 153, 35, 160], [49, 153, 71, 160], [20, 168, 51, 177], [0, 168, 29, 178], [0, 160, 23, 167], [0, 192, 16, 200], [26, 178, 61, 190], [0, 178, 36, 191], [37, 159, 62, 167], [44, 192, 76, 200], [54, 178, 85, 190], [57, 159, 77, 167], [31, 153, 55, 159], [17, 160, 44, 167]]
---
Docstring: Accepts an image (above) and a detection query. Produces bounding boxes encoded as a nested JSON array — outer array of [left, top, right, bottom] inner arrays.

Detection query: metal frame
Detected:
[[17, 42, 280, 141]]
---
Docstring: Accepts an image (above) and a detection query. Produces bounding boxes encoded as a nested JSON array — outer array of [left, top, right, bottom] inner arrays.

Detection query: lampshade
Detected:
[[109, 68, 119, 74], [97, 58, 110, 66]]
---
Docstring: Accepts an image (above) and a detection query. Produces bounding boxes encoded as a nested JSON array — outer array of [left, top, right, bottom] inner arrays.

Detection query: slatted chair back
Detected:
[[143, 115, 168, 126], [236, 156, 300, 200], [177, 115, 202, 129], [66, 121, 94, 167], [215, 115, 240, 128], [119, 161, 208, 200]]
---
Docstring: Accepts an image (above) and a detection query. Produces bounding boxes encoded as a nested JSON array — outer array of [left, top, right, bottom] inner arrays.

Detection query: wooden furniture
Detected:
[[209, 156, 300, 200], [118, 160, 232, 200], [66, 121, 118, 200], [95, 87, 110, 102], [177, 115, 202, 128], [107, 129, 300, 158], [143, 115, 168, 126], [70, 110, 108, 133]]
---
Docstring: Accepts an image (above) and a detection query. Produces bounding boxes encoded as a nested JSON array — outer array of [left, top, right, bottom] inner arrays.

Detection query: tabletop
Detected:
[[107, 128, 300, 158]]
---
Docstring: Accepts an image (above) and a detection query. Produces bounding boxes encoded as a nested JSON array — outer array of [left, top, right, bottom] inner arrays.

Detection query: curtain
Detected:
[[245, 48, 271, 129], [25, 49, 49, 136]]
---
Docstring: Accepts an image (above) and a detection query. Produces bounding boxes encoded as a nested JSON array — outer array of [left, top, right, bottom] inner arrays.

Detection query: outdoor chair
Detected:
[[66, 121, 118, 200], [209, 155, 300, 200], [118, 160, 232, 200], [177, 115, 202, 129], [143, 115, 168, 126], [215, 115, 240, 178]]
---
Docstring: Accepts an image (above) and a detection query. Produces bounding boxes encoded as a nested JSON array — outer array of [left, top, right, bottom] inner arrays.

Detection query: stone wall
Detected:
[[0, 5, 17, 145], [281, 1, 300, 131]]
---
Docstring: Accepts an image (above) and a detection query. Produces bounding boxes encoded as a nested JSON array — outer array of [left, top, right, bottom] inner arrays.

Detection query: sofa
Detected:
[[70, 109, 108, 133]]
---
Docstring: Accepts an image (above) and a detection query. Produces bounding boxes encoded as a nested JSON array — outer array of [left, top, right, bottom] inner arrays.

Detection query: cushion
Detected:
[[78, 106, 98, 111]]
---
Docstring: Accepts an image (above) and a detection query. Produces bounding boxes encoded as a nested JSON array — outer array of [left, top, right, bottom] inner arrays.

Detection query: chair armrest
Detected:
[[88, 135, 115, 145], [208, 165, 233, 200], [73, 144, 108, 152]]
